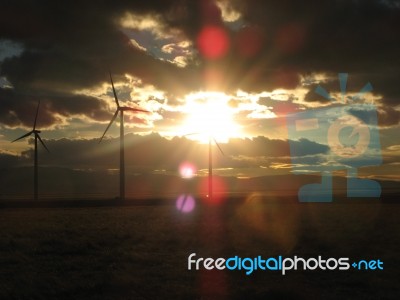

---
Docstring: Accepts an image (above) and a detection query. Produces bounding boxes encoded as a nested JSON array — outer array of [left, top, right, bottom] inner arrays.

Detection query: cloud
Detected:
[[226, 136, 328, 158], [0, 1, 203, 99], [377, 106, 400, 127], [0, 0, 399, 133], [0, 151, 19, 168], [228, 0, 400, 99], [129, 39, 147, 52], [0, 39, 23, 61], [13, 133, 327, 172], [215, 0, 242, 22], [5, 132, 398, 182], [0, 87, 111, 129], [120, 12, 172, 39]]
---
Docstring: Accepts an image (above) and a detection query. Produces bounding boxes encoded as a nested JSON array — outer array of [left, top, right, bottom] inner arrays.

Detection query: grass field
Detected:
[[0, 195, 399, 299]]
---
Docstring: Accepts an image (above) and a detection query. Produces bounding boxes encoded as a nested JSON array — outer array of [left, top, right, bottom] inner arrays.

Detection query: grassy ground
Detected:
[[0, 195, 399, 299]]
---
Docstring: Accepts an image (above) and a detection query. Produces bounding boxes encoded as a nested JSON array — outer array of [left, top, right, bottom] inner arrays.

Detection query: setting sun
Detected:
[[179, 91, 242, 143]]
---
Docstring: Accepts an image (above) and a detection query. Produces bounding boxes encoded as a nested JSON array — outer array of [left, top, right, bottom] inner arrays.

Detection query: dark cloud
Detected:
[[0, 152, 19, 169], [304, 71, 400, 105], [0, 0, 399, 129], [15, 133, 328, 172], [377, 105, 400, 127], [302, 73, 400, 126], [0, 0, 204, 91], [0, 0, 203, 128], [0, 87, 110, 128], [258, 96, 301, 116], [227, 136, 328, 157], [227, 0, 400, 100]]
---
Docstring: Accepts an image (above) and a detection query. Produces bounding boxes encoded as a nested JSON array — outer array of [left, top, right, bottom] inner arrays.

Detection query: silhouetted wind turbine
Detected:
[[12, 100, 49, 200], [208, 136, 225, 200], [185, 133, 225, 200], [99, 72, 149, 200]]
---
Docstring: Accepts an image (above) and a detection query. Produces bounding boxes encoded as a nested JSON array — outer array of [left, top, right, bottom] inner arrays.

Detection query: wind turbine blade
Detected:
[[37, 134, 50, 152], [109, 72, 120, 108], [213, 137, 225, 156], [99, 110, 119, 143], [124, 107, 150, 113], [33, 100, 41, 130], [11, 131, 33, 142]]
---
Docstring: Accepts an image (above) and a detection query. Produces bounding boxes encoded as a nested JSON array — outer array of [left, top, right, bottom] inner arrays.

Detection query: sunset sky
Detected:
[[0, 0, 399, 182]]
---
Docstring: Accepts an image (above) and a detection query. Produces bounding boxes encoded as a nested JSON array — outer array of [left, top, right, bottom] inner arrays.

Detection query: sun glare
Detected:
[[180, 91, 241, 143]]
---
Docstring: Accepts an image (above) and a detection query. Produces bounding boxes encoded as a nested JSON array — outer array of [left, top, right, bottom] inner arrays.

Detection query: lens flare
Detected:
[[197, 26, 229, 59], [179, 162, 196, 179], [232, 193, 300, 251], [176, 194, 196, 213], [198, 176, 227, 205], [236, 26, 264, 57]]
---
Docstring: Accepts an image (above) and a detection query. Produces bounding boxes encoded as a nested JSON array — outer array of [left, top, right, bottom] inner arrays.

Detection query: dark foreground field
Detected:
[[0, 195, 399, 299]]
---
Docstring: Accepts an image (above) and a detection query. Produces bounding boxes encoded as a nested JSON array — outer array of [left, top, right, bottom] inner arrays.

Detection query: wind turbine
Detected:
[[99, 72, 149, 200], [185, 133, 225, 200], [207, 136, 225, 201], [12, 100, 49, 200]]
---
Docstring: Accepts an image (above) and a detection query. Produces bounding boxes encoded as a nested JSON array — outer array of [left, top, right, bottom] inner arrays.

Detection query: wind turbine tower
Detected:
[[99, 72, 149, 200], [185, 133, 225, 200], [208, 136, 225, 200], [12, 100, 49, 200]]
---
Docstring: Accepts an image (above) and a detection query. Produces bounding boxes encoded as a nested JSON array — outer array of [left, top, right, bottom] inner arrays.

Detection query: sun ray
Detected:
[[178, 91, 242, 143]]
